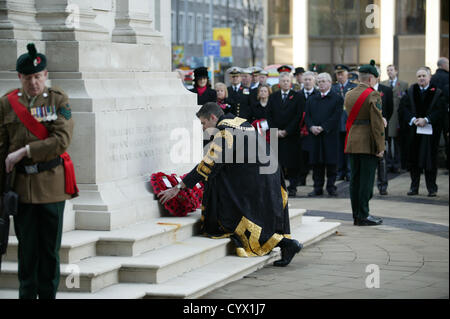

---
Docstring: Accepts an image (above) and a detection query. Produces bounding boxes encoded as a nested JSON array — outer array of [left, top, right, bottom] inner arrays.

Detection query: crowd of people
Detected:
[[187, 58, 449, 199]]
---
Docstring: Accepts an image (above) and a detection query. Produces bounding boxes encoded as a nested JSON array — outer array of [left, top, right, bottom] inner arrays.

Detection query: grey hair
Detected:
[[416, 66, 431, 76], [279, 72, 291, 80], [316, 72, 332, 83]]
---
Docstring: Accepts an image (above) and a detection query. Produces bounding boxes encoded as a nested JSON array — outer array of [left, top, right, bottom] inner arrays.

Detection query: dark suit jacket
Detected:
[[332, 81, 358, 132], [267, 90, 302, 168], [227, 85, 252, 120], [305, 90, 342, 164], [190, 86, 217, 106]]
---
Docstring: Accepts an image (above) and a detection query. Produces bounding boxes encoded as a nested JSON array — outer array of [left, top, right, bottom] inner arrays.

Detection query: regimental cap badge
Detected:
[[16, 43, 47, 75]]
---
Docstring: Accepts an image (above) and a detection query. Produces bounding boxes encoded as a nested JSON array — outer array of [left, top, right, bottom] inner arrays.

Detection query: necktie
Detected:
[[282, 93, 287, 102], [390, 80, 394, 88], [234, 86, 238, 92]]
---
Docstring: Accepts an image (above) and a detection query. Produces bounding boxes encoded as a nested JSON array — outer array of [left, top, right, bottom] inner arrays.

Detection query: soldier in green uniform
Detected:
[[344, 60, 385, 226], [0, 43, 78, 298]]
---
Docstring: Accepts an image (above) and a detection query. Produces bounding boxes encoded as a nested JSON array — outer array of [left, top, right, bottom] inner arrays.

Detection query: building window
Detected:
[[396, 0, 426, 35], [197, 14, 203, 44], [178, 12, 185, 44], [268, 0, 290, 35], [171, 11, 177, 43], [441, 0, 449, 57], [188, 13, 195, 44]]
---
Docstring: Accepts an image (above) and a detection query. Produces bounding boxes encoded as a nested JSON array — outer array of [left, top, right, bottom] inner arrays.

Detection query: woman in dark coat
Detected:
[[190, 67, 217, 106], [266, 73, 302, 197], [250, 83, 271, 122], [399, 67, 445, 197], [304, 72, 342, 197]]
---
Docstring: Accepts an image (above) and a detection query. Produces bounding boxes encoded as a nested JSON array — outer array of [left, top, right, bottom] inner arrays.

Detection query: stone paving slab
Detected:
[[203, 170, 449, 299]]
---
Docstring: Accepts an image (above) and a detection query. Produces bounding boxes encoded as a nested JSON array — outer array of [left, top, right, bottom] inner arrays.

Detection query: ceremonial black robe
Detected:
[[182, 114, 291, 257]]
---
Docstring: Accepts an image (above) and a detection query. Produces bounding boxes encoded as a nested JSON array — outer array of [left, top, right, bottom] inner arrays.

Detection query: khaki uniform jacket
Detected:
[[0, 86, 74, 204], [381, 79, 408, 137], [344, 83, 385, 156]]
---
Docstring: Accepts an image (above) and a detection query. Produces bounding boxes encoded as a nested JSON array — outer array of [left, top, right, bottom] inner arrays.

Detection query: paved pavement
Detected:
[[203, 169, 449, 299]]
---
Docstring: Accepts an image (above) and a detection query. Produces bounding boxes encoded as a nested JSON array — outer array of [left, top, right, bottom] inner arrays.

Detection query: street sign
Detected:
[[203, 40, 221, 57]]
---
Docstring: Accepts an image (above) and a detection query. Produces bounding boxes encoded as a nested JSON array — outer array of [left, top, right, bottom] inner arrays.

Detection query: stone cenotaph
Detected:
[[0, 0, 201, 231]]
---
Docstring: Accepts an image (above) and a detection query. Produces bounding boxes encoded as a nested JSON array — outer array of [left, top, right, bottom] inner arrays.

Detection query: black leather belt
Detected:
[[16, 157, 63, 174], [353, 119, 370, 125]]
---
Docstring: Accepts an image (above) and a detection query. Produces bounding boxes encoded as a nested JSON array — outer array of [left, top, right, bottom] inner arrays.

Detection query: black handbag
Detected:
[[2, 172, 18, 217]]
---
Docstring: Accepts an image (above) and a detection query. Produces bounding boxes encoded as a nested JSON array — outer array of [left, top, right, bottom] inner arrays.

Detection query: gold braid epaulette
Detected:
[[218, 117, 255, 132]]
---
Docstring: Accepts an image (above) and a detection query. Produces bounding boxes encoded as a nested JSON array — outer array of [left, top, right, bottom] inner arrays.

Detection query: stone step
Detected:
[[0, 216, 339, 299], [5, 209, 305, 265], [5, 211, 203, 264]]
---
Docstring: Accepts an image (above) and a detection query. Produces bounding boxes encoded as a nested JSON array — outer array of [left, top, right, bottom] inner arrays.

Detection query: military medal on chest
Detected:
[[32, 105, 57, 122]]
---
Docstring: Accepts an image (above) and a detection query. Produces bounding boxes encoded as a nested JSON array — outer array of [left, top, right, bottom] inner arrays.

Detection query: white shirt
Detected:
[[304, 88, 314, 99], [320, 89, 330, 97]]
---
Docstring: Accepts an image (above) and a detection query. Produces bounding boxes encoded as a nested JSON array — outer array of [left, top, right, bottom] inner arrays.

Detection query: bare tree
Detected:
[[239, 0, 264, 66]]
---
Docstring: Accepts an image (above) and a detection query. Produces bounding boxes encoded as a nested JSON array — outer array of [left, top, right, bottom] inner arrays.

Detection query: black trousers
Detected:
[[298, 149, 311, 183], [376, 146, 388, 191], [14, 202, 65, 299], [312, 164, 337, 193], [386, 136, 401, 171], [337, 132, 351, 178], [409, 166, 438, 193], [349, 154, 378, 220]]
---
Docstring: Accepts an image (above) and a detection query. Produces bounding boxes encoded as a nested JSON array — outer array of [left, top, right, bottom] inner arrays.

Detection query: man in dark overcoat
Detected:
[[400, 67, 446, 197], [305, 72, 342, 197], [267, 72, 302, 197]]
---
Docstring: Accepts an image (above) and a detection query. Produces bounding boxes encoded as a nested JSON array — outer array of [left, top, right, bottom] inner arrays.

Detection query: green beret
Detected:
[[359, 60, 379, 78], [16, 43, 47, 75]]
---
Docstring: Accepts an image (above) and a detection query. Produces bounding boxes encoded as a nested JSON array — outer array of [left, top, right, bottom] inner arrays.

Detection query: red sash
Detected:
[[7, 89, 79, 195], [344, 87, 374, 153]]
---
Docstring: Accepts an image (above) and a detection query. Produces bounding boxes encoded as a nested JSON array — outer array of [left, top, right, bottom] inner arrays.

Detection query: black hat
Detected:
[[277, 65, 292, 73], [16, 43, 47, 75], [294, 67, 305, 75], [359, 60, 379, 78], [334, 64, 350, 73], [194, 67, 209, 79]]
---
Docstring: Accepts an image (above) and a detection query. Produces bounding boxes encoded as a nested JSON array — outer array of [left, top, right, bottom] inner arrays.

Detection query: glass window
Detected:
[[309, 0, 378, 37], [396, 0, 425, 35], [268, 0, 290, 35], [197, 14, 203, 44], [441, 0, 449, 57]]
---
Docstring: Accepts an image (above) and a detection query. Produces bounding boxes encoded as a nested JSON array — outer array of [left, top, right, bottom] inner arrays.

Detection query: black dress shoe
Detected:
[[428, 192, 437, 197], [379, 189, 388, 195], [355, 215, 383, 226], [328, 189, 338, 196], [345, 175, 351, 181], [336, 175, 345, 181], [273, 239, 303, 267], [307, 190, 323, 197], [407, 189, 418, 196]]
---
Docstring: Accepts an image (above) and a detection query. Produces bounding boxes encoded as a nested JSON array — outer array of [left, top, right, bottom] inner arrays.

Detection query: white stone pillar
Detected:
[[379, 0, 395, 81], [425, 0, 441, 73], [292, 0, 308, 68], [0, 0, 199, 231]]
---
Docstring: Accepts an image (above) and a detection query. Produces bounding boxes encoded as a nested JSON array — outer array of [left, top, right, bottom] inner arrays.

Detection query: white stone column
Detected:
[[292, 0, 308, 68], [379, 0, 395, 81], [0, 0, 199, 231], [112, 0, 160, 44], [425, 0, 441, 73]]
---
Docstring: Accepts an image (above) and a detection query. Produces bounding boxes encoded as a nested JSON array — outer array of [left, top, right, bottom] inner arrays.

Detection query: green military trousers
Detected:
[[13, 201, 65, 299], [349, 154, 379, 220]]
